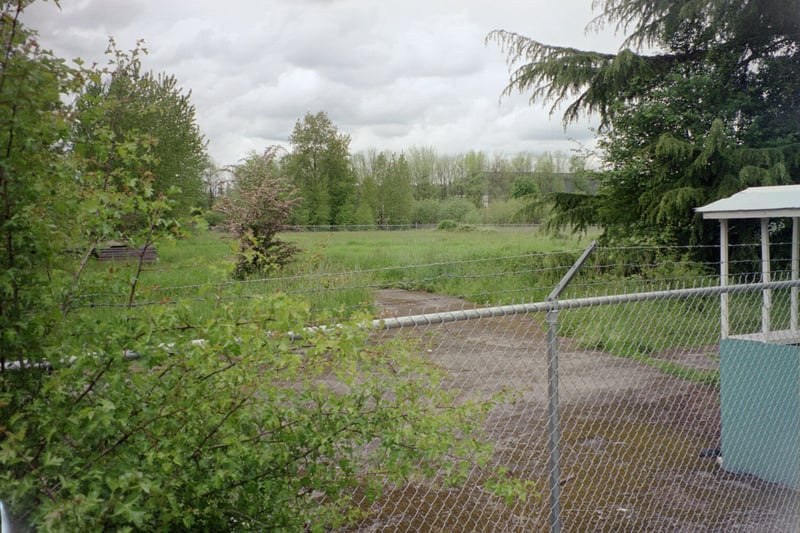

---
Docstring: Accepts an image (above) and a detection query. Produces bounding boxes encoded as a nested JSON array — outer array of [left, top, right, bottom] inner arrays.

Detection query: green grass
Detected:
[[559, 296, 722, 385], [164, 227, 597, 307], [71, 227, 598, 323], [282, 227, 602, 305], [70, 226, 781, 387], [556, 282, 797, 386], [284, 226, 593, 271]]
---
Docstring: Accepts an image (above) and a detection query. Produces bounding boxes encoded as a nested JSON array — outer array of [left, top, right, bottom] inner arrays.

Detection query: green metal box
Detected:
[[720, 338, 800, 488]]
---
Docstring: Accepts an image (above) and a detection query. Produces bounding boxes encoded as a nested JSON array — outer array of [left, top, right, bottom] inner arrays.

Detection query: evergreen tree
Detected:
[[490, 0, 800, 246]]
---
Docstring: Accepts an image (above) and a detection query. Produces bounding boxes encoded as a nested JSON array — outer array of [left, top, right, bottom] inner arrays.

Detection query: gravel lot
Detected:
[[347, 290, 800, 532]]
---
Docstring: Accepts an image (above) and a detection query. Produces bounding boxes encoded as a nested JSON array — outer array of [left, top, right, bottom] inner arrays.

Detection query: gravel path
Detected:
[[354, 289, 800, 532]]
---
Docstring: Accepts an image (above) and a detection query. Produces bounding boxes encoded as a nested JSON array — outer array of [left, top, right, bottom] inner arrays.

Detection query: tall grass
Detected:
[[70, 226, 784, 386], [71, 227, 598, 322], [284, 226, 594, 272]]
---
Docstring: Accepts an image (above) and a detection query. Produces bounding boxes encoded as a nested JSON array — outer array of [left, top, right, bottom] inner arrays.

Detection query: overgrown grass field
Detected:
[[72, 225, 785, 385], [147, 225, 591, 277], [79, 226, 600, 316]]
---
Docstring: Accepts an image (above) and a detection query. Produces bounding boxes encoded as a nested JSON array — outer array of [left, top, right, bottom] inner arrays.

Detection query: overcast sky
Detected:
[[23, 0, 625, 167]]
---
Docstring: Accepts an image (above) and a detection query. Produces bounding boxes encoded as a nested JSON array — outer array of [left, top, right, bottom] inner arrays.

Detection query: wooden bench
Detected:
[[95, 244, 158, 263]]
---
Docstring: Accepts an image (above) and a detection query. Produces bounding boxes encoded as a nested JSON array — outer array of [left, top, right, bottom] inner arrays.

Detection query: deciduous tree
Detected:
[[216, 147, 300, 279], [459, 150, 488, 206], [74, 39, 209, 217], [0, 0, 78, 373], [407, 146, 439, 201], [383, 153, 414, 225], [285, 111, 356, 226]]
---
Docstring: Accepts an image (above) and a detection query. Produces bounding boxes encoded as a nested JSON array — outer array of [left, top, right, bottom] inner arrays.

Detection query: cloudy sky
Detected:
[[23, 0, 625, 167]]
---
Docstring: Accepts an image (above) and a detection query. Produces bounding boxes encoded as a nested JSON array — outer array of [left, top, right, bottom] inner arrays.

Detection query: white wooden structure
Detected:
[[696, 185, 800, 341]]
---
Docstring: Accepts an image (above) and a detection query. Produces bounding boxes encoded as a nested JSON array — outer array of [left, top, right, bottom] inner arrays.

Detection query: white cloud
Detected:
[[22, 0, 625, 165]]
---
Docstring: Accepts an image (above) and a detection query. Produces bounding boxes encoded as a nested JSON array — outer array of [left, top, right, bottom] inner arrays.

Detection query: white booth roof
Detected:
[[696, 185, 800, 220], [696, 184, 800, 342]]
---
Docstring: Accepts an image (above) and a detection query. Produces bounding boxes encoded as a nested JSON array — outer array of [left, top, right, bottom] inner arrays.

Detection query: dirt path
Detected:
[[375, 288, 675, 404], [359, 289, 799, 532]]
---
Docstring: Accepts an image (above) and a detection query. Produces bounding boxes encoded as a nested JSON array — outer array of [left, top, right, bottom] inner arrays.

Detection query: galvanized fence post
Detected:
[[545, 240, 597, 533], [546, 307, 562, 533]]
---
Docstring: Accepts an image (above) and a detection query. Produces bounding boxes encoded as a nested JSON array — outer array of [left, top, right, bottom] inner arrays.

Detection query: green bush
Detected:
[[412, 198, 441, 224], [439, 198, 477, 222], [1, 296, 513, 531], [202, 208, 226, 227]]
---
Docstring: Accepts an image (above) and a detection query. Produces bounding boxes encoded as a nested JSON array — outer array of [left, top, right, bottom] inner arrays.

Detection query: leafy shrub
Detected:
[[511, 176, 538, 198], [412, 198, 441, 224], [0, 297, 509, 531], [439, 198, 477, 222], [201, 208, 226, 228], [215, 148, 301, 279]]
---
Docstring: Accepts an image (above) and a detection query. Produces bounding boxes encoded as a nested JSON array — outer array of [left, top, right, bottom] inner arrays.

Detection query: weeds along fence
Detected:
[[351, 268, 800, 531], [285, 223, 543, 232], [74, 237, 792, 321], [74, 240, 800, 531], [75, 239, 732, 316]]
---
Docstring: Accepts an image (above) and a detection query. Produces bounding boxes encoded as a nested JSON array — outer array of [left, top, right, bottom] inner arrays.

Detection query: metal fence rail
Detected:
[[54, 239, 800, 530], [351, 278, 800, 532], [375, 279, 800, 330]]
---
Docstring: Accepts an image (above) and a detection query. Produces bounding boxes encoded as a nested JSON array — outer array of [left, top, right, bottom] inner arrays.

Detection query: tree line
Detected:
[[207, 112, 594, 229]]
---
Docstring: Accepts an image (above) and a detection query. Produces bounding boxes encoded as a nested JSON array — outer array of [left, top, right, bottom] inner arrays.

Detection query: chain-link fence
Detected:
[[344, 261, 800, 531], [67, 237, 800, 531]]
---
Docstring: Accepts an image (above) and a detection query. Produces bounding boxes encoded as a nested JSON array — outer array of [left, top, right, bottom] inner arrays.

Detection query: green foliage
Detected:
[[545, 192, 597, 234], [376, 152, 414, 225], [350, 148, 589, 226], [459, 150, 488, 206], [488, 30, 656, 128], [0, 0, 80, 373], [437, 219, 460, 230], [200, 208, 225, 227], [439, 197, 477, 222], [215, 148, 300, 279], [407, 146, 439, 201], [490, 0, 800, 250], [412, 198, 441, 224], [285, 112, 356, 226], [351, 150, 416, 225], [511, 176, 537, 198], [1, 296, 508, 531], [74, 39, 209, 217]]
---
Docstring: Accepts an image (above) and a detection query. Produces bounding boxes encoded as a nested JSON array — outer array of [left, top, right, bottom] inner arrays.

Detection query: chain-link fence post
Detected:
[[546, 306, 561, 533], [545, 240, 597, 532]]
